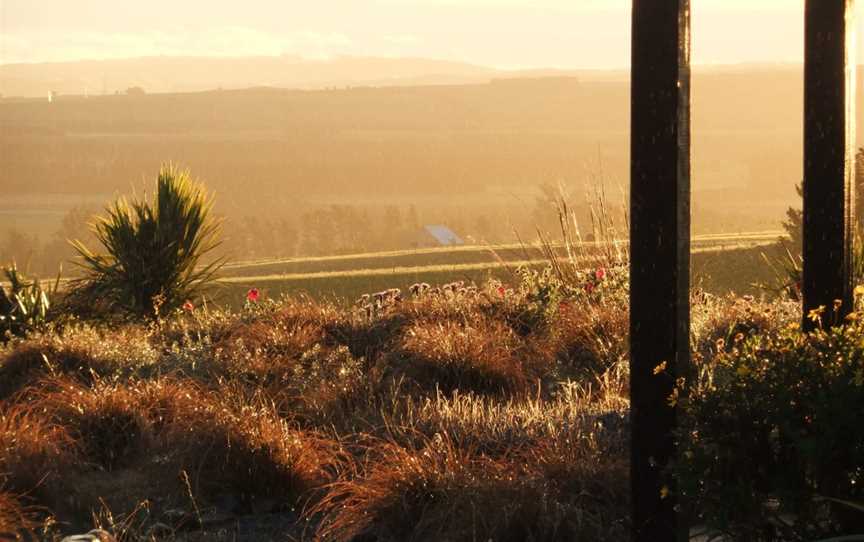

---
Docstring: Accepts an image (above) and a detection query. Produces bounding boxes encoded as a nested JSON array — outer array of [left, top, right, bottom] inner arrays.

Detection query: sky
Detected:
[[1, 0, 863, 68]]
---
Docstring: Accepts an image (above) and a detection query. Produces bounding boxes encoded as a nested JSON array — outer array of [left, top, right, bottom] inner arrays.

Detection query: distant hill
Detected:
[[0, 55, 501, 98], [3, 60, 860, 237]]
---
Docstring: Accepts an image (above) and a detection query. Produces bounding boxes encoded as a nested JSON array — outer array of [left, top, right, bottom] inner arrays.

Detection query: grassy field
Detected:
[[4, 252, 860, 540], [219, 231, 782, 277], [0, 233, 787, 313], [212, 233, 786, 309]]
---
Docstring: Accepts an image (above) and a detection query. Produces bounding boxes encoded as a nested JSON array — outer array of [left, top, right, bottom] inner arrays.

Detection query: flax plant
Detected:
[[70, 166, 223, 318]]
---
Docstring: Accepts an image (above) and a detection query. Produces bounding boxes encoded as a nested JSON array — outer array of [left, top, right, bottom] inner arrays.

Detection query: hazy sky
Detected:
[[2, 0, 863, 68]]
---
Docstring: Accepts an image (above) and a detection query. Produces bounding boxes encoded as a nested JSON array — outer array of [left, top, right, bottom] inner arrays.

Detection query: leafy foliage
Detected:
[[773, 149, 864, 297], [680, 318, 864, 540], [0, 263, 58, 340], [70, 165, 223, 318]]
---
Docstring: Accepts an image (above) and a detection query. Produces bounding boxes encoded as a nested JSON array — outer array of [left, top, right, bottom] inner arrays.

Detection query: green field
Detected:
[[211, 233, 786, 309]]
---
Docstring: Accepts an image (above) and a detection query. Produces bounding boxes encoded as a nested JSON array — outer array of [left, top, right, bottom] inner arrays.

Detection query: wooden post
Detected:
[[803, 0, 856, 330], [630, 1, 690, 540]]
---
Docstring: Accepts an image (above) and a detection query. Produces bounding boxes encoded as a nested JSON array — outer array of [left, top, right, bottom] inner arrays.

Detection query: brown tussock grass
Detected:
[[314, 376, 630, 541], [0, 490, 42, 541], [379, 376, 629, 456], [0, 278, 648, 538], [549, 299, 629, 378], [0, 401, 77, 498], [212, 299, 334, 366], [0, 325, 159, 400], [314, 429, 628, 542], [166, 393, 343, 505], [19, 376, 343, 525], [389, 318, 546, 397]]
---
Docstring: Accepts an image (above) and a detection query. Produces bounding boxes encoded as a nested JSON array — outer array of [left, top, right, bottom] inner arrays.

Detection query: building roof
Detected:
[[423, 225, 464, 246]]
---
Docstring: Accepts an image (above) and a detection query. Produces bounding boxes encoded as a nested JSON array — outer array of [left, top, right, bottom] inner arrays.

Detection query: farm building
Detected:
[[414, 225, 464, 248]]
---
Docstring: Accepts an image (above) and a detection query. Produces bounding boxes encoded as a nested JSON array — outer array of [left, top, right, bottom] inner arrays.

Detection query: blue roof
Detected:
[[424, 225, 464, 246]]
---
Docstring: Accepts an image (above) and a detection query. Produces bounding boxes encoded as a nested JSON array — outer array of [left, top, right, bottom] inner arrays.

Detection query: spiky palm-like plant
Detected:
[[0, 263, 58, 338], [71, 166, 223, 318]]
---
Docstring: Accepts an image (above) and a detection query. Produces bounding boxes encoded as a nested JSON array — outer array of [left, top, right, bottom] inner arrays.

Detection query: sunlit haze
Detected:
[[2, 0, 864, 67]]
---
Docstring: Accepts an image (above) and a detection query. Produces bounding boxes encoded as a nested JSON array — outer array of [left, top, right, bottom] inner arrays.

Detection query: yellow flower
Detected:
[[667, 388, 679, 408], [653, 361, 667, 376], [660, 485, 670, 499], [855, 285, 864, 297], [808, 305, 826, 322]]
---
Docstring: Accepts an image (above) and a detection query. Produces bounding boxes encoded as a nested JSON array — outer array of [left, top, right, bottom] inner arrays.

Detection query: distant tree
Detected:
[[246, 216, 280, 258], [126, 86, 146, 96], [0, 229, 40, 271], [474, 214, 493, 243], [276, 218, 297, 257], [406, 204, 420, 232], [331, 205, 367, 254], [383, 205, 402, 232], [783, 148, 864, 252], [781, 184, 804, 252], [531, 182, 563, 235], [300, 209, 337, 256], [39, 205, 98, 276], [381, 206, 404, 249]]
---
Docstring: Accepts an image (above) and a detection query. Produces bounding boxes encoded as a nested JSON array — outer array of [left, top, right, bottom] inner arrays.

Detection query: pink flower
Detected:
[[497, 286, 506, 298], [595, 267, 606, 281], [246, 288, 260, 302], [585, 282, 594, 294], [182, 300, 195, 312]]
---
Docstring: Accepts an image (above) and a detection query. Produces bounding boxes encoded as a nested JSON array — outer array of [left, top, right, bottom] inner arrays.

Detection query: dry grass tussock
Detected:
[[0, 278, 798, 540], [313, 428, 628, 542], [0, 490, 42, 540], [0, 325, 160, 400]]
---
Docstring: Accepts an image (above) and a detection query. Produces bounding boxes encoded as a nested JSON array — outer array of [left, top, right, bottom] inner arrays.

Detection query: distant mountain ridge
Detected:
[[0, 55, 505, 98], [1, 54, 835, 100]]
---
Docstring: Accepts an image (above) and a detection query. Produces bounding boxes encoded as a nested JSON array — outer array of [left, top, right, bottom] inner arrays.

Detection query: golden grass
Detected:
[[0, 274, 798, 540], [0, 490, 41, 540]]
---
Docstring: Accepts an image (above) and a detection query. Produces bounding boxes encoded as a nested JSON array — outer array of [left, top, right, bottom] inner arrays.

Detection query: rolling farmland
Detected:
[[214, 232, 786, 307]]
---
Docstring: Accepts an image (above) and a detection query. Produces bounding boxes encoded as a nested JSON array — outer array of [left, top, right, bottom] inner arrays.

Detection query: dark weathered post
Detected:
[[630, 1, 690, 540], [803, 0, 856, 330]]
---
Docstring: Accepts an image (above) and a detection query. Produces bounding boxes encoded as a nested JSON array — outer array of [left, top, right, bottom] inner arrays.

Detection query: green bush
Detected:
[[679, 318, 864, 540], [71, 165, 222, 318], [0, 263, 57, 340]]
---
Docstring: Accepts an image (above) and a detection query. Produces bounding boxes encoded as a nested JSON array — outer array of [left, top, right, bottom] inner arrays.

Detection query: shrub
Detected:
[[0, 264, 58, 340], [70, 165, 222, 318], [690, 292, 797, 360], [679, 320, 864, 540]]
